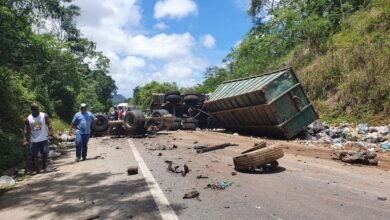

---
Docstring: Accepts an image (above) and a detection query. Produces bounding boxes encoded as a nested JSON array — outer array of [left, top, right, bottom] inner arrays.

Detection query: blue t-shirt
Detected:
[[72, 112, 95, 134]]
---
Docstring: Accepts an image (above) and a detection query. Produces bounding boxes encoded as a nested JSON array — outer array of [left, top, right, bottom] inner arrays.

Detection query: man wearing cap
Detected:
[[70, 103, 95, 162], [23, 102, 53, 174]]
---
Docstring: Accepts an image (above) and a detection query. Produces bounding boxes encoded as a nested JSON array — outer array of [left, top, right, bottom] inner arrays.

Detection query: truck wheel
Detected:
[[171, 117, 182, 130], [124, 111, 145, 132], [151, 109, 170, 117], [183, 94, 200, 105], [91, 114, 109, 132], [165, 94, 181, 104], [233, 145, 284, 171], [182, 117, 197, 130]]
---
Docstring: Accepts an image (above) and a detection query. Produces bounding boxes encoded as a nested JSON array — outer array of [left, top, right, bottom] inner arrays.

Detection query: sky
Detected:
[[73, 0, 253, 97]]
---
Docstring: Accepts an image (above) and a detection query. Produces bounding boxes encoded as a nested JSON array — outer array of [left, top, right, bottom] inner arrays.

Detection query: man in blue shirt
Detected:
[[70, 103, 96, 162]]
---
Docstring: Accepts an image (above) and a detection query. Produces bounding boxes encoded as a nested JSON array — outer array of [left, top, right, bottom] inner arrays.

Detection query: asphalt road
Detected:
[[132, 130, 390, 220], [0, 131, 389, 220]]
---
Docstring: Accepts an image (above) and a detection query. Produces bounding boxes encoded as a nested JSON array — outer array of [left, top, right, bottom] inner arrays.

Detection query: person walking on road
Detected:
[[70, 103, 95, 162], [23, 102, 53, 174]]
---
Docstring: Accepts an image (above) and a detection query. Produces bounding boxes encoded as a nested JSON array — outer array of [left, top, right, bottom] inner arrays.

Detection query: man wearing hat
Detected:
[[23, 102, 53, 174], [70, 103, 95, 162]]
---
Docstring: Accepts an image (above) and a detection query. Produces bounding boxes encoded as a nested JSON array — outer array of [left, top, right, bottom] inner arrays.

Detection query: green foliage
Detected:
[[133, 81, 178, 110], [0, 0, 117, 173], [200, 0, 390, 124], [51, 118, 68, 133]]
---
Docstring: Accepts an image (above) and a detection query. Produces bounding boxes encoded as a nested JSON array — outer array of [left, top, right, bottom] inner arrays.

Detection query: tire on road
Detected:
[[91, 114, 109, 132], [151, 109, 170, 117], [233, 145, 284, 171], [124, 111, 145, 132]]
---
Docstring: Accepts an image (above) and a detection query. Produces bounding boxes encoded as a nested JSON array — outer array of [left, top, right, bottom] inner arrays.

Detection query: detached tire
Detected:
[[124, 111, 145, 132], [92, 114, 109, 132], [151, 109, 170, 117], [233, 145, 284, 171]]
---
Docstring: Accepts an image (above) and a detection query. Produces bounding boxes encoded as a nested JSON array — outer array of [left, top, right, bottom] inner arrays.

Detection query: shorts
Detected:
[[29, 140, 49, 157]]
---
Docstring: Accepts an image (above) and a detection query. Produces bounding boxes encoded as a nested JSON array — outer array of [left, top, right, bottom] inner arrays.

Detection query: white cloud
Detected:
[[154, 22, 169, 30], [200, 34, 216, 49], [73, 0, 207, 96], [154, 0, 198, 19]]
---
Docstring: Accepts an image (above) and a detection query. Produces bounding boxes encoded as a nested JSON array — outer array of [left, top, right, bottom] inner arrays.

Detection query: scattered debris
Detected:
[[241, 141, 266, 154], [93, 155, 104, 160], [334, 151, 378, 166], [205, 181, 232, 190], [234, 144, 284, 171], [193, 141, 198, 144], [115, 147, 120, 150], [17, 169, 26, 175], [231, 172, 237, 176], [85, 214, 100, 220], [181, 164, 189, 177], [377, 197, 387, 201], [183, 190, 200, 200], [127, 166, 138, 175], [233, 133, 239, 136], [0, 175, 15, 188], [158, 152, 163, 156], [193, 144, 209, 150], [196, 143, 238, 153], [48, 150, 61, 159], [196, 175, 209, 179]]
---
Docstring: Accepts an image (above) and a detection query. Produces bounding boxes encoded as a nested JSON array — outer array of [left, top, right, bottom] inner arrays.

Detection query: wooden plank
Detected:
[[196, 143, 238, 153]]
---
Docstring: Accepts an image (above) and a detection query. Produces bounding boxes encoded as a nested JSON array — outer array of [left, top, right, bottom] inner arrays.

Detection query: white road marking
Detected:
[[128, 139, 179, 220]]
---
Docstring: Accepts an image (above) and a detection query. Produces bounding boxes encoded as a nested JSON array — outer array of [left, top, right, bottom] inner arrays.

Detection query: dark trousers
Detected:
[[76, 133, 90, 159]]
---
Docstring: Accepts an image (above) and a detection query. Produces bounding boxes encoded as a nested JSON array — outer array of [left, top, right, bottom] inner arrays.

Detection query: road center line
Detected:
[[128, 139, 179, 220]]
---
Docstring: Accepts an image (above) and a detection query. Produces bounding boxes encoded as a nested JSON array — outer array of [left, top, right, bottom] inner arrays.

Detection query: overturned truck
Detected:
[[203, 68, 318, 139]]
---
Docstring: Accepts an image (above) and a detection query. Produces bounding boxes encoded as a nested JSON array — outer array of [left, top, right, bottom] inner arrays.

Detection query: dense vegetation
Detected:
[[197, 0, 390, 124], [0, 0, 117, 173]]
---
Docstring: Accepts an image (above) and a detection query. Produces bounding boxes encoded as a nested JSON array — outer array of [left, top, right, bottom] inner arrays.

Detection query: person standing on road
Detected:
[[23, 102, 53, 174], [70, 103, 95, 162]]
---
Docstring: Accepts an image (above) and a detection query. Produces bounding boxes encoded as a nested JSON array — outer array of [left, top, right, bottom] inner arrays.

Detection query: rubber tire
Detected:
[[151, 109, 170, 117], [124, 111, 145, 132], [183, 94, 200, 105], [182, 117, 197, 124], [233, 145, 284, 171], [165, 94, 182, 103], [91, 114, 109, 132], [165, 91, 181, 96], [172, 117, 182, 130], [182, 122, 196, 130]]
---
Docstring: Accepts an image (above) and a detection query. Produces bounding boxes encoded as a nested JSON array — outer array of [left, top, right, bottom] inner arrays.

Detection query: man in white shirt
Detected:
[[23, 103, 53, 174]]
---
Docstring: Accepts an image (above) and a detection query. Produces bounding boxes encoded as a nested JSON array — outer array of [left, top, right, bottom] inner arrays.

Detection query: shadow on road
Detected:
[[0, 170, 182, 219], [238, 166, 286, 175]]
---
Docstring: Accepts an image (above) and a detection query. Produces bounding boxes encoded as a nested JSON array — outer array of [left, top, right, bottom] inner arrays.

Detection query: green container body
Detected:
[[204, 68, 319, 139]]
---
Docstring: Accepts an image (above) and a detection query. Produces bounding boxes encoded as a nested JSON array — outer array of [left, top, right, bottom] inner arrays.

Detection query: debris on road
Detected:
[[183, 190, 200, 199], [0, 175, 15, 188], [377, 197, 387, 201], [48, 150, 61, 159], [241, 141, 266, 154], [193, 144, 209, 150], [181, 164, 189, 177], [231, 172, 237, 176], [196, 175, 209, 179], [233, 144, 284, 171], [205, 181, 232, 190], [158, 152, 163, 156], [196, 143, 238, 153], [127, 166, 138, 175], [334, 151, 378, 166]]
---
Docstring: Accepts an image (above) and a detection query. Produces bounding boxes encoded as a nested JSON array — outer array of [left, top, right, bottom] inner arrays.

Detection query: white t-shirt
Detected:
[[28, 112, 49, 142]]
